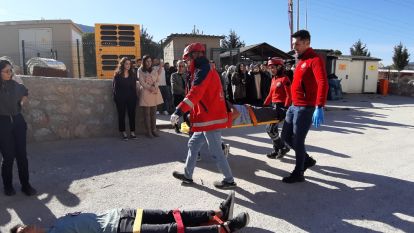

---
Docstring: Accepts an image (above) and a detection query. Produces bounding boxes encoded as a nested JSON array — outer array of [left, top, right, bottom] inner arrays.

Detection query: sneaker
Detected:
[[223, 144, 230, 157], [277, 147, 290, 158], [282, 171, 305, 184], [130, 132, 137, 139], [4, 186, 16, 196], [162, 111, 169, 115], [266, 151, 278, 159], [156, 111, 160, 115], [224, 212, 250, 233], [172, 171, 193, 184], [21, 185, 37, 196], [304, 156, 316, 171], [121, 132, 128, 141], [214, 180, 237, 190], [220, 191, 235, 221]]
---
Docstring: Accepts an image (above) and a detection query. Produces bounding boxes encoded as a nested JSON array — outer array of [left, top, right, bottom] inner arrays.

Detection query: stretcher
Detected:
[[180, 105, 286, 133], [229, 104, 285, 128]]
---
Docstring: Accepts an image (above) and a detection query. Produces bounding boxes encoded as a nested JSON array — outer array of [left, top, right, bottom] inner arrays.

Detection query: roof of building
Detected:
[[337, 55, 381, 61], [163, 33, 224, 45], [0, 19, 82, 33], [220, 42, 293, 61]]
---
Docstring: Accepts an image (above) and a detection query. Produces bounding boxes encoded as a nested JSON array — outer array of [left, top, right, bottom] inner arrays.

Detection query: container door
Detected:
[[363, 61, 379, 93], [347, 60, 364, 93], [335, 60, 351, 93], [19, 28, 52, 67]]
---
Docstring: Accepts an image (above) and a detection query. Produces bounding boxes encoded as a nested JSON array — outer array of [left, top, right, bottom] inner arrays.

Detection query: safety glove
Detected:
[[312, 107, 324, 128]]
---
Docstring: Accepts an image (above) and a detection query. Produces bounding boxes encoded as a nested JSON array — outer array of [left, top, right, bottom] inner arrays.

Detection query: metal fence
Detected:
[[1, 41, 244, 78]]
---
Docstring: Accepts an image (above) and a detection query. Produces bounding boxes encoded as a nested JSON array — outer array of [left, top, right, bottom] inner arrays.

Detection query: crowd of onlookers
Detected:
[[112, 55, 296, 139]]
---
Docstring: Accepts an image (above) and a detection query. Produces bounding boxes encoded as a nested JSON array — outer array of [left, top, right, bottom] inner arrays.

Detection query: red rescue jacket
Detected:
[[177, 57, 228, 132], [263, 75, 291, 107], [291, 48, 328, 107]]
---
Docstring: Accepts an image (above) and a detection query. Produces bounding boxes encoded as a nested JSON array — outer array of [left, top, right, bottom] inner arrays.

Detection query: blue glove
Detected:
[[312, 107, 324, 128]]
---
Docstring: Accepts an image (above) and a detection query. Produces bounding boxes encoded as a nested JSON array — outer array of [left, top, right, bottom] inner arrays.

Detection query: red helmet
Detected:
[[267, 57, 284, 66], [183, 42, 206, 60]]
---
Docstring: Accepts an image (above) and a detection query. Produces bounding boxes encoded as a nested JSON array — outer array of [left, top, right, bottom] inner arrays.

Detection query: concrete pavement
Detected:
[[1, 94, 414, 232]]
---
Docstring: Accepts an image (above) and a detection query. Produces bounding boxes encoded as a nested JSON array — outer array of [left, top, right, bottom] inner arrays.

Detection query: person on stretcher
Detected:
[[10, 191, 249, 233]]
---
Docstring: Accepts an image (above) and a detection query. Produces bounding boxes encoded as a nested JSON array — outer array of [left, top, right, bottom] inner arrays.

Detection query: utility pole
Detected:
[[288, 0, 293, 49], [297, 0, 300, 31]]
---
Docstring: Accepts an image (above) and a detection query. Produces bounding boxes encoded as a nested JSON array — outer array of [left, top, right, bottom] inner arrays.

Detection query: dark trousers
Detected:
[[0, 114, 30, 189], [118, 209, 217, 233], [281, 106, 314, 172], [115, 98, 137, 132], [159, 86, 173, 114], [266, 103, 286, 151]]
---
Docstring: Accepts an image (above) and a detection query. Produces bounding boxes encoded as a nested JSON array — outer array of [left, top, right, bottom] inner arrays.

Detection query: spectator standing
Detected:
[[0, 60, 36, 196], [246, 64, 271, 106], [112, 57, 138, 140], [138, 55, 164, 138], [153, 58, 171, 115], [170, 60, 187, 133], [231, 63, 248, 104]]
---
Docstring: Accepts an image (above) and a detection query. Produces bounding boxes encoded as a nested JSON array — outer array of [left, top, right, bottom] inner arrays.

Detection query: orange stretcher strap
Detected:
[[133, 208, 143, 233], [173, 209, 185, 233], [213, 215, 224, 224], [246, 105, 258, 126]]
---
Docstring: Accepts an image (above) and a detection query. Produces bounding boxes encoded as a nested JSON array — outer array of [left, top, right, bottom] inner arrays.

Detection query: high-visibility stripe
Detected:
[[133, 209, 143, 233], [192, 118, 228, 127], [183, 98, 194, 108]]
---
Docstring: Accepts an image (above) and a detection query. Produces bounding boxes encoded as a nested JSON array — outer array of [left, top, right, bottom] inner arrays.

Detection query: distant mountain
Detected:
[[77, 24, 94, 33]]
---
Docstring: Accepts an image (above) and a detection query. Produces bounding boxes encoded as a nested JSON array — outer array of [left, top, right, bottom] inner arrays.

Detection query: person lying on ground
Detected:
[[11, 191, 249, 233]]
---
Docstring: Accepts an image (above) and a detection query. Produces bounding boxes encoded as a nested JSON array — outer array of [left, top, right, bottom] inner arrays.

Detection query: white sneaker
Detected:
[[223, 144, 230, 157], [162, 111, 169, 115]]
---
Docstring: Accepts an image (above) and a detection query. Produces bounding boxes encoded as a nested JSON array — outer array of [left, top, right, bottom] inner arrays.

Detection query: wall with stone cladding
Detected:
[[19, 76, 143, 142], [389, 82, 414, 97]]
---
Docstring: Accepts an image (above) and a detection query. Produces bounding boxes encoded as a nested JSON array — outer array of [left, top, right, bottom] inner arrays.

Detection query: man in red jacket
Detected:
[[281, 30, 328, 183], [263, 57, 291, 159], [170, 43, 236, 189]]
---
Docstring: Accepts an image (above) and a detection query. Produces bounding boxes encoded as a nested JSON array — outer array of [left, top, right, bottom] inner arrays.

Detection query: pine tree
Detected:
[[392, 42, 410, 71], [350, 39, 371, 56], [140, 27, 162, 58], [221, 30, 245, 49]]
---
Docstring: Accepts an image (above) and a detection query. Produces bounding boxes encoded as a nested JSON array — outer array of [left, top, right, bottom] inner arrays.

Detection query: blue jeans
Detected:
[[281, 106, 314, 173], [184, 130, 234, 183]]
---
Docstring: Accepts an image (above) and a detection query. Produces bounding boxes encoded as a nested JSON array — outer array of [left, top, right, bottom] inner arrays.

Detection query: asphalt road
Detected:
[[1, 94, 414, 233]]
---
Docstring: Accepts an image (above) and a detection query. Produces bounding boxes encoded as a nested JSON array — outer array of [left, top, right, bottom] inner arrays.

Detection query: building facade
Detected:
[[162, 33, 224, 65], [0, 19, 84, 78]]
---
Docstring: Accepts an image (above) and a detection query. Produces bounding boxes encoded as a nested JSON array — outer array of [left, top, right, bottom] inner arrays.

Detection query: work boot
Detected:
[[222, 212, 250, 233], [282, 171, 305, 184], [219, 191, 235, 221]]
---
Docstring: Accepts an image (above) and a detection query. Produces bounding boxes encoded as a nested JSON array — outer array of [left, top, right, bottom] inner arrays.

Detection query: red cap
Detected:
[[183, 42, 206, 60]]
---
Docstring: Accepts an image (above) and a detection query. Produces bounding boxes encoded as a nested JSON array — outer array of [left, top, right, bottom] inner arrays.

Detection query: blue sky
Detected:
[[1, 0, 413, 65]]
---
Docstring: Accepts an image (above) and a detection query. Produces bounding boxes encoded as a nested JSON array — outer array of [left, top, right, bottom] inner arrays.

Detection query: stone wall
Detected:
[[19, 76, 143, 142], [389, 82, 414, 97]]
